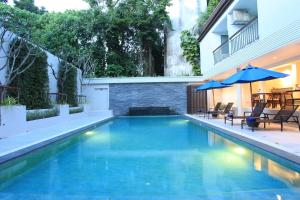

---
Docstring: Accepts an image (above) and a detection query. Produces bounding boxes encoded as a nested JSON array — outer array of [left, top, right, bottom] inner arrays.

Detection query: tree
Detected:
[[197, 0, 220, 31], [0, 4, 45, 103], [56, 61, 77, 106], [0, 1, 171, 77], [83, 0, 120, 8], [13, 0, 47, 14], [0, 30, 42, 86], [8, 39, 50, 109]]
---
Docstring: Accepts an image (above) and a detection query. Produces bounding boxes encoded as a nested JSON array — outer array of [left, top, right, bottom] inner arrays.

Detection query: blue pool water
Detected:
[[1, 116, 300, 199]]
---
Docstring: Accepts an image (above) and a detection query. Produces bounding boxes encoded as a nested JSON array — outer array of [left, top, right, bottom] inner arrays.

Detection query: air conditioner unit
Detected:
[[232, 9, 251, 25]]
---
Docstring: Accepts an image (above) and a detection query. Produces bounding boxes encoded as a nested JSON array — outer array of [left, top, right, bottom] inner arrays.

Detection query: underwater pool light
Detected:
[[85, 131, 95, 136], [233, 147, 247, 155]]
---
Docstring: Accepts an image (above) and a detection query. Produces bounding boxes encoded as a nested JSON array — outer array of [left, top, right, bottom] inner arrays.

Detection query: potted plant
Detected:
[[1, 96, 17, 106]]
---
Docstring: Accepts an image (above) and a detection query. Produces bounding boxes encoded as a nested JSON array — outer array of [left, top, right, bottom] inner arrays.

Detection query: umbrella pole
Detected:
[[250, 82, 254, 112], [212, 89, 215, 107]]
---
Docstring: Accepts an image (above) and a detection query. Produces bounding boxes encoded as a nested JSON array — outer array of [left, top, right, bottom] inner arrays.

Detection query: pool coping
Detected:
[[0, 116, 114, 164], [184, 114, 300, 165]]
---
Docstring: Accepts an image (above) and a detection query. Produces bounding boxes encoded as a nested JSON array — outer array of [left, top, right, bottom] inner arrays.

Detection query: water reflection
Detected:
[[207, 131, 300, 188], [1, 117, 300, 198]]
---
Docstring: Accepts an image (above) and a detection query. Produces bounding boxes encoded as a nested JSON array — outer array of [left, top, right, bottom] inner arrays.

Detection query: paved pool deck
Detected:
[[185, 114, 300, 164], [0, 113, 113, 163]]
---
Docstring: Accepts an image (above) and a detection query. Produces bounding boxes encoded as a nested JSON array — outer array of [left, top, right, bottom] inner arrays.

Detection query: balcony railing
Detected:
[[213, 40, 230, 64], [230, 17, 259, 54], [213, 17, 259, 64], [76, 95, 87, 105], [48, 93, 68, 105]]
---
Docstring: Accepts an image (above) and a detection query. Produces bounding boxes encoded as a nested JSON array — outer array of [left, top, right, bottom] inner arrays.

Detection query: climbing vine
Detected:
[[180, 30, 201, 75]]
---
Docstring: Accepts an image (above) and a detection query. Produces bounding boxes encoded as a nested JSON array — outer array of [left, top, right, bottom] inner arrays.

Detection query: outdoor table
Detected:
[[252, 92, 282, 108], [285, 90, 300, 106]]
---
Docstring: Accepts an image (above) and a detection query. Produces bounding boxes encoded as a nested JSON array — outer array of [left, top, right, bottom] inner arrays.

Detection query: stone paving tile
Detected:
[[0, 114, 113, 160]]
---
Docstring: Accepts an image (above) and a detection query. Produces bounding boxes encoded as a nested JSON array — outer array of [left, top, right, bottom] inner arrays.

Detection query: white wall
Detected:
[[77, 68, 83, 95], [200, 33, 220, 75], [47, 52, 60, 93], [0, 29, 82, 97], [0, 28, 12, 85], [257, 0, 300, 39], [82, 84, 109, 111]]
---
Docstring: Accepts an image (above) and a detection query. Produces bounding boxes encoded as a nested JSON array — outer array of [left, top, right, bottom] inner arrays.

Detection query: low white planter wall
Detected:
[[82, 104, 90, 113], [26, 107, 58, 121], [27, 105, 70, 131], [27, 108, 55, 114], [0, 105, 26, 136], [0, 103, 113, 136]]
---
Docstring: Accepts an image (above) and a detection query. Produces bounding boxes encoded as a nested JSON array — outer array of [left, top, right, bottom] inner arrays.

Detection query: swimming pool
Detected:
[[1, 116, 300, 199]]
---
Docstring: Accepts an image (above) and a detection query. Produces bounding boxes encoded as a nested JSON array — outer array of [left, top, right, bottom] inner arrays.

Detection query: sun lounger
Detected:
[[207, 102, 234, 119], [241, 105, 300, 131], [225, 102, 267, 126]]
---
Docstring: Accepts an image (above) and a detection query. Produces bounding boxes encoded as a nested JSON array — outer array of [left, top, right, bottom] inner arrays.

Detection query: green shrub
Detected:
[[26, 107, 59, 121], [69, 106, 84, 114], [1, 96, 17, 106], [9, 39, 50, 109], [57, 61, 78, 107], [105, 64, 124, 77], [197, 0, 221, 30]]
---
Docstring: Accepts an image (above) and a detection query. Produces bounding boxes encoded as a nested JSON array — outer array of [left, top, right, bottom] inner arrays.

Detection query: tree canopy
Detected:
[[197, 0, 220, 31], [13, 0, 47, 14], [0, 0, 171, 77]]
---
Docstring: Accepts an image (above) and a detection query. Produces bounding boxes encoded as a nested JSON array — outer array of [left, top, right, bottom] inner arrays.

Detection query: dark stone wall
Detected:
[[109, 83, 188, 115]]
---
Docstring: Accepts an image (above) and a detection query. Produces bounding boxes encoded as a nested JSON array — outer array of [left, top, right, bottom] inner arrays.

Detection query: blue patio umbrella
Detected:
[[221, 64, 289, 111], [196, 80, 229, 107]]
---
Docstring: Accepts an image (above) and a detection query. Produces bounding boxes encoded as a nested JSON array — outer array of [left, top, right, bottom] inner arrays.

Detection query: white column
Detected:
[[258, 81, 265, 92], [207, 90, 212, 109], [292, 64, 297, 89], [236, 84, 243, 115], [236, 68, 243, 115]]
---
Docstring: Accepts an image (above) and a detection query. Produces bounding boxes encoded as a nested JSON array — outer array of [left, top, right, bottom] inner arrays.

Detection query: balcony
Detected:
[[213, 17, 258, 64], [213, 39, 230, 64]]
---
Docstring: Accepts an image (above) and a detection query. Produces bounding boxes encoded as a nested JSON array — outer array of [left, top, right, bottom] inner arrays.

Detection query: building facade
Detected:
[[199, 0, 300, 115]]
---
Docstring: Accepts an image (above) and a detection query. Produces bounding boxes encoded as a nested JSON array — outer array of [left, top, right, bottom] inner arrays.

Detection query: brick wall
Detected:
[[109, 83, 188, 115]]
